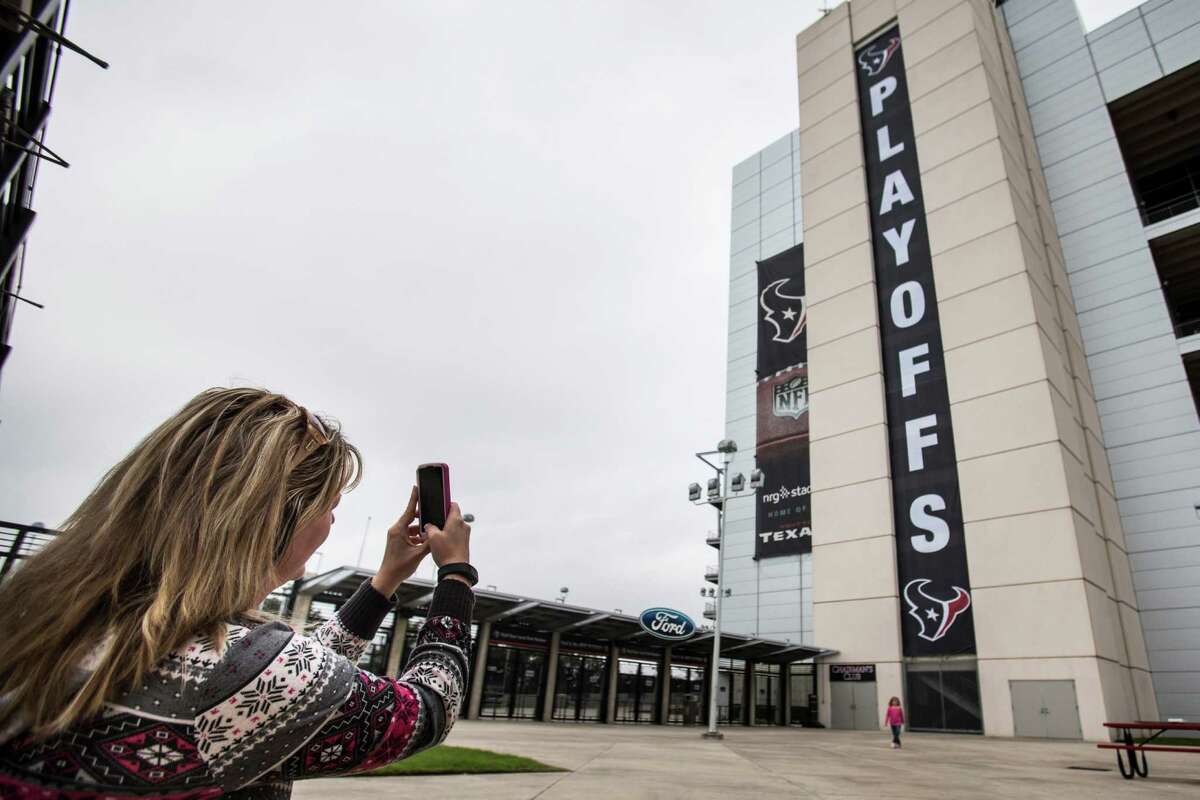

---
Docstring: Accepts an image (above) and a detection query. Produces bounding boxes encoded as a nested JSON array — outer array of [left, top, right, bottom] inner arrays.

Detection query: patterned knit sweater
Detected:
[[0, 578, 474, 798]]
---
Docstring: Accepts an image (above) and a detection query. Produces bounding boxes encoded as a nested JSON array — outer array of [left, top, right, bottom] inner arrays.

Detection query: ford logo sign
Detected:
[[638, 607, 696, 641]]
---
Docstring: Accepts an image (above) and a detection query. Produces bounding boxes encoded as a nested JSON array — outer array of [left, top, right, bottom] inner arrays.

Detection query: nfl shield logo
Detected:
[[773, 374, 808, 419]]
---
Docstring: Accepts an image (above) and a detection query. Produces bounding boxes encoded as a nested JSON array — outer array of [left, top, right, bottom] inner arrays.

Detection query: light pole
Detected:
[[688, 439, 763, 740]]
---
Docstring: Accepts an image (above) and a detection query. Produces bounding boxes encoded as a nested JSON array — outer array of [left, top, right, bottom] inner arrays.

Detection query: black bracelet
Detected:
[[437, 562, 478, 587]]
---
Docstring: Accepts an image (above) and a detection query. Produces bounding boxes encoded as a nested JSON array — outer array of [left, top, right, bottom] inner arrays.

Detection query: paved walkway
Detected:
[[292, 720, 1200, 799]]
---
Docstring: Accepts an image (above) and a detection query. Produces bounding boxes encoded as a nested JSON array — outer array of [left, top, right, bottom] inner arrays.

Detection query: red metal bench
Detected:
[[1100, 721, 1200, 779]]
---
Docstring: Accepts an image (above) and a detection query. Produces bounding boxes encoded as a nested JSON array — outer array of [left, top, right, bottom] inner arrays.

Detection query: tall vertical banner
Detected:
[[755, 244, 811, 558], [854, 27, 976, 656]]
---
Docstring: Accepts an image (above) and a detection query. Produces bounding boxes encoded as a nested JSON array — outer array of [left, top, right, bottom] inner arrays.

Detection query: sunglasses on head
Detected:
[[287, 407, 330, 474]]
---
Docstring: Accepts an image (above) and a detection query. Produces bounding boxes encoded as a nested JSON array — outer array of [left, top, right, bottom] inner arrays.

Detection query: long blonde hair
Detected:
[[0, 387, 362, 737]]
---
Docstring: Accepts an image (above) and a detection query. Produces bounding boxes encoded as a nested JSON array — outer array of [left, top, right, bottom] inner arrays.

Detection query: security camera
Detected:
[[688, 482, 702, 501]]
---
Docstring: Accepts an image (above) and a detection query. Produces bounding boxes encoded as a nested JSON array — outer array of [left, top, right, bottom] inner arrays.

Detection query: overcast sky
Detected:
[[0, 0, 1140, 627]]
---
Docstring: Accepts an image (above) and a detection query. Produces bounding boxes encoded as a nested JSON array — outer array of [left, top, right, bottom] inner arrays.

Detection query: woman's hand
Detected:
[[423, 502, 471, 573], [371, 486, 431, 597]]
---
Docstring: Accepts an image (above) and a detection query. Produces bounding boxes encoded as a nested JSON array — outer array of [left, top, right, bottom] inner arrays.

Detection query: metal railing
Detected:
[[1138, 162, 1200, 226], [1171, 315, 1200, 340], [0, 519, 57, 579], [1141, 190, 1200, 225]]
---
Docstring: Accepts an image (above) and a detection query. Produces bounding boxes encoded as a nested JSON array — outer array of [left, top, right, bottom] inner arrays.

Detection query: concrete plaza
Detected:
[[292, 720, 1200, 799]]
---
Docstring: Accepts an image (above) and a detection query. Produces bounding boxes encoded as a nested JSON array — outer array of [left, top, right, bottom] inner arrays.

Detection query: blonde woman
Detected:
[[0, 388, 476, 798]]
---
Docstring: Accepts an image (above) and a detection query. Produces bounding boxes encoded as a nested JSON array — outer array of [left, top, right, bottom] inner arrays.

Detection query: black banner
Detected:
[[755, 445, 812, 557], [756, 244, 807, 379], [854, 27, 976, 656], [754, 244, 811, 559], [830, 664, 876, 682]]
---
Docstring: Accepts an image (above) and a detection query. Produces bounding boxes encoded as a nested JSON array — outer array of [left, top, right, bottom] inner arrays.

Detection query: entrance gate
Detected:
[[479, 646, 545, 720], [668, 665, 705, 725], [615, 660, 659, 723], [754, 665, 781, 725], [552, 653, 606, 721]]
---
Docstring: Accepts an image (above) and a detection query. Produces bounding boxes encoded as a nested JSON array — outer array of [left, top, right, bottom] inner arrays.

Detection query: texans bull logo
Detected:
[[759, 278, 806, 344], [858, 36, 900, 77], [903, 579, 970, 642]]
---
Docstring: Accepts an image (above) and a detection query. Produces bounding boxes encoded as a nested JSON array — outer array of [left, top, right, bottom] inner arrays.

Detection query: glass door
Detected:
[[614, 659, 661, 723], [553, 654, 582, 720], [479, 646, 545, 719], [553, 654, 607, 721], [637, 662, 658, 722], [789, 663, 817, 725], [578, 655, 605, 721], [616, 661, 640, 722], [668, 666, 705, 724], [479, 647, 514, 719], [755, 669, 779, 725], [512, 650, 544, 719]]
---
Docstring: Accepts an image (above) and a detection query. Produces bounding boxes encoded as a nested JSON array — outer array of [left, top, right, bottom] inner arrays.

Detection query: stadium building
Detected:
[[719, 0, 1200, 739], [0, 0, 76, 393]]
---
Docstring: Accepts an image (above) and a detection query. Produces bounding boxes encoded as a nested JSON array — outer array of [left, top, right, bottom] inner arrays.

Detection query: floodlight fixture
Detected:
[[749, 469, 765, 489], [688, 482, 702, 501], [730, 473, 746, 493]]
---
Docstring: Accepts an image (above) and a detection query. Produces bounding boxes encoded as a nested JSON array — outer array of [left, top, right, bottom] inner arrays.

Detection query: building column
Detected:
[[657, 646, 672, 725], [289, 592, 314, 633], [701, 651, 714, 725], [743, 661, 756, 726], [780, 665, 791, 726], [604, 643, 620, 724], [466, 619, 492, 720], [540, 631, 561, 722], [385, 617, 409, 675]]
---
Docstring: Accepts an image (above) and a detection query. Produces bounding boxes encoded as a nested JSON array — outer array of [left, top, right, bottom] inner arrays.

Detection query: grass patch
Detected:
[[358, 745, 566, 777], [1136, 736, 1200, 747]]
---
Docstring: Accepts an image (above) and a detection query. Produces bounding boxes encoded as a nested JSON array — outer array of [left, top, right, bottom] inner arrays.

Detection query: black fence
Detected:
[[0, 519, 57, 579]]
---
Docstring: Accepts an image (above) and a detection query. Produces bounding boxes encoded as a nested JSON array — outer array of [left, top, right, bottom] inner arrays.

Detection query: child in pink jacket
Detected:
[[885, 697, 905, 749]]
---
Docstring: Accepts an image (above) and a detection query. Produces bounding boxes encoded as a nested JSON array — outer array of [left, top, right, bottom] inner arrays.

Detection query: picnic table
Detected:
[[1099, 721, 1200, 779]]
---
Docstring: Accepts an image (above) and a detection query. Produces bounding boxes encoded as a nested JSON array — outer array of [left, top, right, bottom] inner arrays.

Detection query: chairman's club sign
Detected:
[[854, 27, 976, 656]]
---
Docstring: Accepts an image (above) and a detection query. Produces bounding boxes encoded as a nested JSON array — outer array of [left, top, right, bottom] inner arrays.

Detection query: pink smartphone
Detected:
[[416, 463, 451, 531]]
